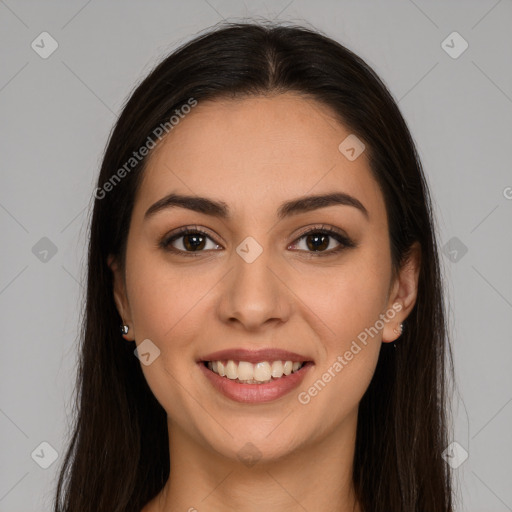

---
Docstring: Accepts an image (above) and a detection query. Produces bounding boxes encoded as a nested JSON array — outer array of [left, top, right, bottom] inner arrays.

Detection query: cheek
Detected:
[[291, 244, 391, 408], [127, 260, 210, 342], [294, 252, 391, 341], [294, 263, 387, 419], [124, 257, 213, 418]]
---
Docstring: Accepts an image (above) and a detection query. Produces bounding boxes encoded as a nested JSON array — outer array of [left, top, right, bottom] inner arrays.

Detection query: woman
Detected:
[[53, 21, 455, 512]]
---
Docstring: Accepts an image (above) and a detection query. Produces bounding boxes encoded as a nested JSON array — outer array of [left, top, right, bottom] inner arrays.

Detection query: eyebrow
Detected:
[[144, 191, 369, 221]]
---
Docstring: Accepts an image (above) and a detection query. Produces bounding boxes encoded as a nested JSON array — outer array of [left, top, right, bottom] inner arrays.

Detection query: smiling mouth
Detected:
[[202, 359, 313, 384]]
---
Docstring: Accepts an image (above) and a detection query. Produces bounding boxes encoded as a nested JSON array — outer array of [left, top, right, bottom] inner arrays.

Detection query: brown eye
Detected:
[[161, 228, 222, 255], [289, 226, 356, 256], [304, 232, 330, 252], [181, 232, 207, 251]]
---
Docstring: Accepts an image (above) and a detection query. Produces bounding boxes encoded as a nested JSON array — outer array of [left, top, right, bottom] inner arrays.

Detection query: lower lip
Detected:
[[198, 361, 314, 403]]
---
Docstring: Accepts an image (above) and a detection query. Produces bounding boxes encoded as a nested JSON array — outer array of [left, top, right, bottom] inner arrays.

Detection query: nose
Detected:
[[216, 244, 292, 331]]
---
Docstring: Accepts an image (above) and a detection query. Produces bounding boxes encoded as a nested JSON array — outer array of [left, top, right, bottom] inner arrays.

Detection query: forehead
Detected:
[[134, 93, 386, 223]]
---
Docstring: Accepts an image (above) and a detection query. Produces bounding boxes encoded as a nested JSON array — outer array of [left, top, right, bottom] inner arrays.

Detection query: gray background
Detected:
[[1, 1, 511, 510]]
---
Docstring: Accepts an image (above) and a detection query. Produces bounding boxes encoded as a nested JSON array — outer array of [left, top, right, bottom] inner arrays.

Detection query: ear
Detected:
[[382, 241, 421, 343], [107, 254, 135, 341]]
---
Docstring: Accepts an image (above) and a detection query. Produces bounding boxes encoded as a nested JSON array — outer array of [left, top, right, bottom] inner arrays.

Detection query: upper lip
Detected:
[[199, 348, 313, 364]]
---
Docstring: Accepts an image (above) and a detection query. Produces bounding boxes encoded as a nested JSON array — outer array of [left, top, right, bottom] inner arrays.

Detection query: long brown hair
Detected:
[[53, 21, 455, 511]]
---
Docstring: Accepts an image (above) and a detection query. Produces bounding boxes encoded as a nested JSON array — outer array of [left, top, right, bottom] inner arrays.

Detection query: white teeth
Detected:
[[206, 359, 305, 383], [238, 361, 254, 381], [253, 362, 272, 381], [225, 360, 238, 379], [271, 360, 284, 378]]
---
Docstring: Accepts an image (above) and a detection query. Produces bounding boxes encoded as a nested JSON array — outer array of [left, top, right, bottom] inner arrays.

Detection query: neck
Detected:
[[144, 410, 362, 512]]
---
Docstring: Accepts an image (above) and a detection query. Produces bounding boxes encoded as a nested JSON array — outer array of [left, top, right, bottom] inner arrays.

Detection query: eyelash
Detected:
[[159, 224, 356, 258]]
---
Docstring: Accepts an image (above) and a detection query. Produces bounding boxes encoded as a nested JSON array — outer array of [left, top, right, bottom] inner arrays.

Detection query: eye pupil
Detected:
[[163, 226, 349, 257], [306, 233, 329, 251], [184, 234, 206, 251]]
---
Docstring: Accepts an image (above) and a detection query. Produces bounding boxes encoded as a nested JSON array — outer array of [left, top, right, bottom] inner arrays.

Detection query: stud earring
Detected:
[[392, 322, 404, 349], [120, 324, 129, 335], [393, 323, 404, 336]]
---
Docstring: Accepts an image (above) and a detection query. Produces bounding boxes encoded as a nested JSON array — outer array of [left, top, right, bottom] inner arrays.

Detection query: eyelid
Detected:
[[292, 223, 351, 243], [159, 225, 221, 255], [287, 224, 356, 255], [160, 223, 355, 256]]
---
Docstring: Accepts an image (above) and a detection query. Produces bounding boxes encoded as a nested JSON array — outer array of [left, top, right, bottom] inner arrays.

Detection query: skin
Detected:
[[109, 93, 420, 512]]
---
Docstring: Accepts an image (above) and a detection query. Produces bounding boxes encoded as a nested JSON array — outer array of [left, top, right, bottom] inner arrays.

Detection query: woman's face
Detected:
[[110, 93, 419, 462]]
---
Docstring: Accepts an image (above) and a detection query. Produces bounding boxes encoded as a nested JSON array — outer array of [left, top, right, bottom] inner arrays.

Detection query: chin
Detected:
[[202, 425, 308, 465]]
